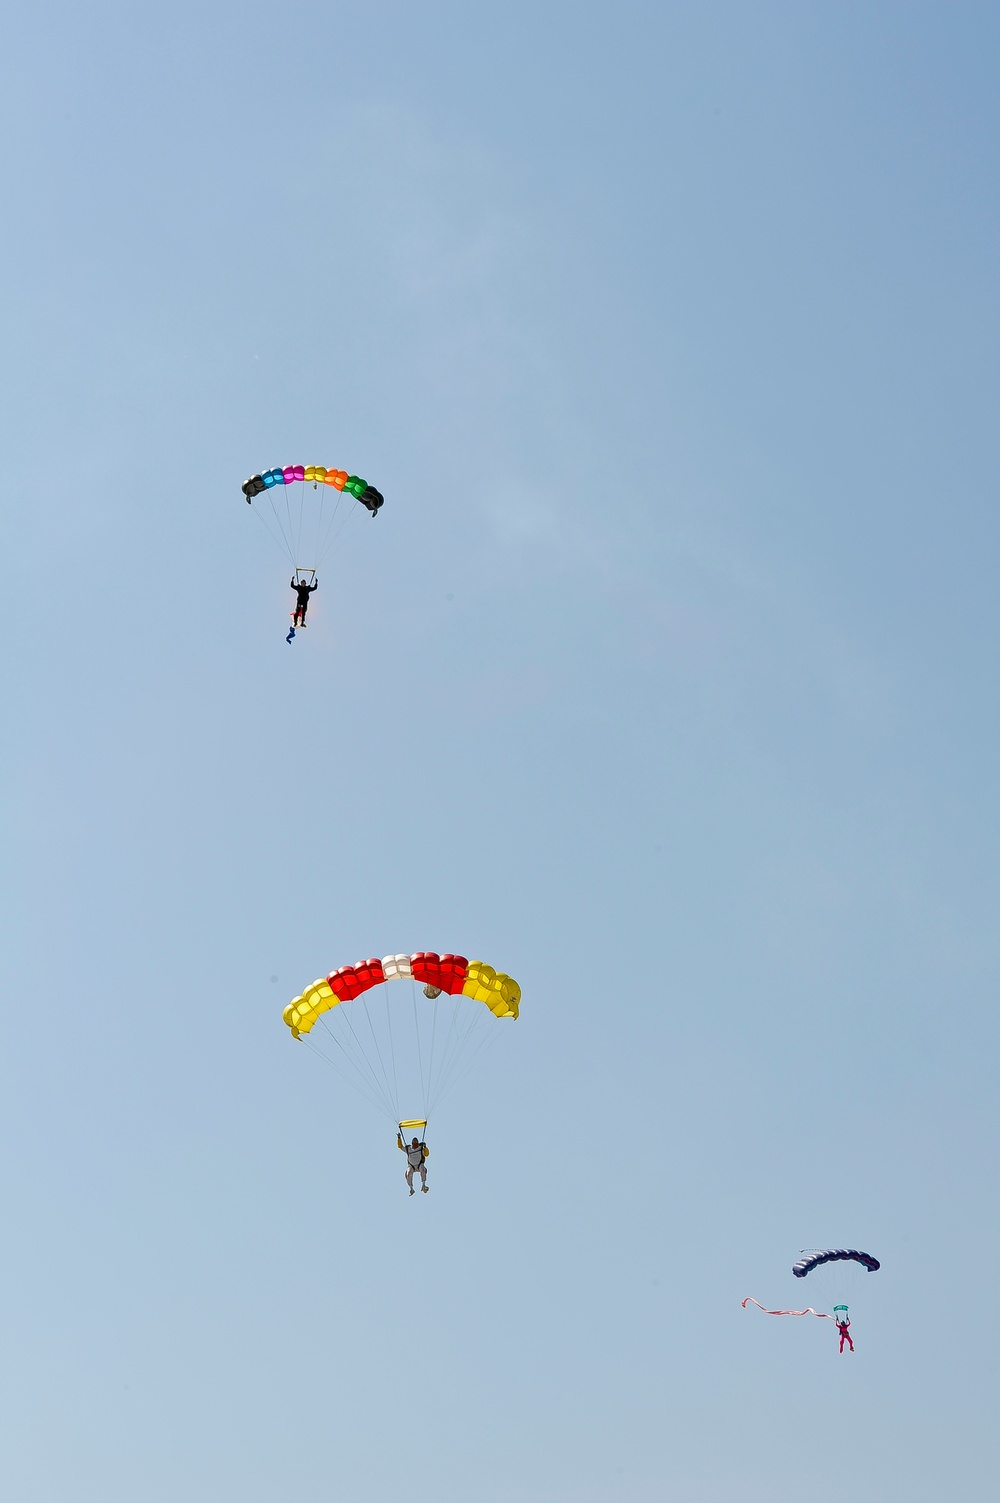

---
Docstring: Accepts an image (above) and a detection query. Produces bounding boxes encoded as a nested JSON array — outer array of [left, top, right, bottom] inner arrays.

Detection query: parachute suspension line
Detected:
[[410, 979, 475, 1122], [247, 500, 293, 565], [332, 497, 363, 555], [426, 984, 441, 1112], [311, 485, 343, 569], [314, 482, 343, 566], [319, 1005, 396, 1120], [383, 980, 400, 1115], [427, 993, 478, 1108], [282, 480, 296, 560], [314, 480, 328, 570], [340, 991, 394, 1119], [423, 996, 461, 1117], [359, 988, 398, 1121], [263, 486, 294, 565], [317, 1011, 396, 1120], [305, 1029, 393, 1120], [440, 996, 506, 1114], [443, 1010, 505, 1107], [411, 980, 428, 1124], [316, 488, 362, 565], [318, 483, 347, 554], [304, 1034, 388, 1119], [427, 1001, 499, 1117], [421, 987, 496, 1117], [294, 476, 307, 569]]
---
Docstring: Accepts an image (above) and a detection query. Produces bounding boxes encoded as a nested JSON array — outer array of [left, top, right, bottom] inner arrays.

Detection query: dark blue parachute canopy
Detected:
[[792, 1249, 880, 1278]]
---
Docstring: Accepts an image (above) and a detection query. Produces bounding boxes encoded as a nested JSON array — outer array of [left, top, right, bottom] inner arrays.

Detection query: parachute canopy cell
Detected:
[[242, 464, 384, 516], [283, 952, 521, 1039], [792, 1249, 880, 1278]]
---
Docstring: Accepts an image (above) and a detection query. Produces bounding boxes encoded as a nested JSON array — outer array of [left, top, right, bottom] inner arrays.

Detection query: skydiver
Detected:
[[397, 1131, 429, 1195], [836, 1315, 854, 1353], [290, 574, 318, 627]]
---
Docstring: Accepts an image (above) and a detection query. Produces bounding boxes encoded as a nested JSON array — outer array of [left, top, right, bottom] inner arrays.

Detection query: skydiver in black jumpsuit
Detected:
[[291, 575, 317, 627]]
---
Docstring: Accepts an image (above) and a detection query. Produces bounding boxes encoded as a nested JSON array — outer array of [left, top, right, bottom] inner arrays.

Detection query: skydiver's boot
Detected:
[[409, 1188, 415, 1196], [421, 1184, 429, 1193]]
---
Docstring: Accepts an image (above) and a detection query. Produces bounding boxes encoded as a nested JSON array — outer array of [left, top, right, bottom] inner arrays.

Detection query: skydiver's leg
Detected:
[[419, 1164, 428, 1191], [405, 1166, 415, 1195]]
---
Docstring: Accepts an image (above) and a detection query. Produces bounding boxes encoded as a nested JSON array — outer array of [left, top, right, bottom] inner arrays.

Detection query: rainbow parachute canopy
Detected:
[[792, 1249, 880, 1278], [284, 951, 520, 1039], [242, 464, 384, 516]]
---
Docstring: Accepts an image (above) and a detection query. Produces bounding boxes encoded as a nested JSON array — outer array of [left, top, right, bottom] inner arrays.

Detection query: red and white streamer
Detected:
[[742, 1297, 832, 1319]]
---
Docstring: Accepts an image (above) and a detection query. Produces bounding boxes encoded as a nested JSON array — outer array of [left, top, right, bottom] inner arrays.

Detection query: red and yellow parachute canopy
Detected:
[[283, 951, 520, 1039]]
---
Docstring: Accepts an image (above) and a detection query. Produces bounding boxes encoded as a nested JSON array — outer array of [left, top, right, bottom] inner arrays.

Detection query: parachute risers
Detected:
[[283, 952, 520, 1038], [399, 1120, 427, 1132]]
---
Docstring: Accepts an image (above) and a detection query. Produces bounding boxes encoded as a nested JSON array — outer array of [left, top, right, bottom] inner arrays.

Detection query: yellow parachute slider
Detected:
[[398, 1119, 428, 1131]]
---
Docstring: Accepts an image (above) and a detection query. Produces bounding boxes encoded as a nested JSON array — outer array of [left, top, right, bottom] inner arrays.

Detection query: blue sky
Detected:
[[2, 3, 999, 1499]]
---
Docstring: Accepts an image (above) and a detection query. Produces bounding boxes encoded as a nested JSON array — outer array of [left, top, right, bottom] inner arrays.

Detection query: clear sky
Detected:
[[2, 3, 999, 1499]]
